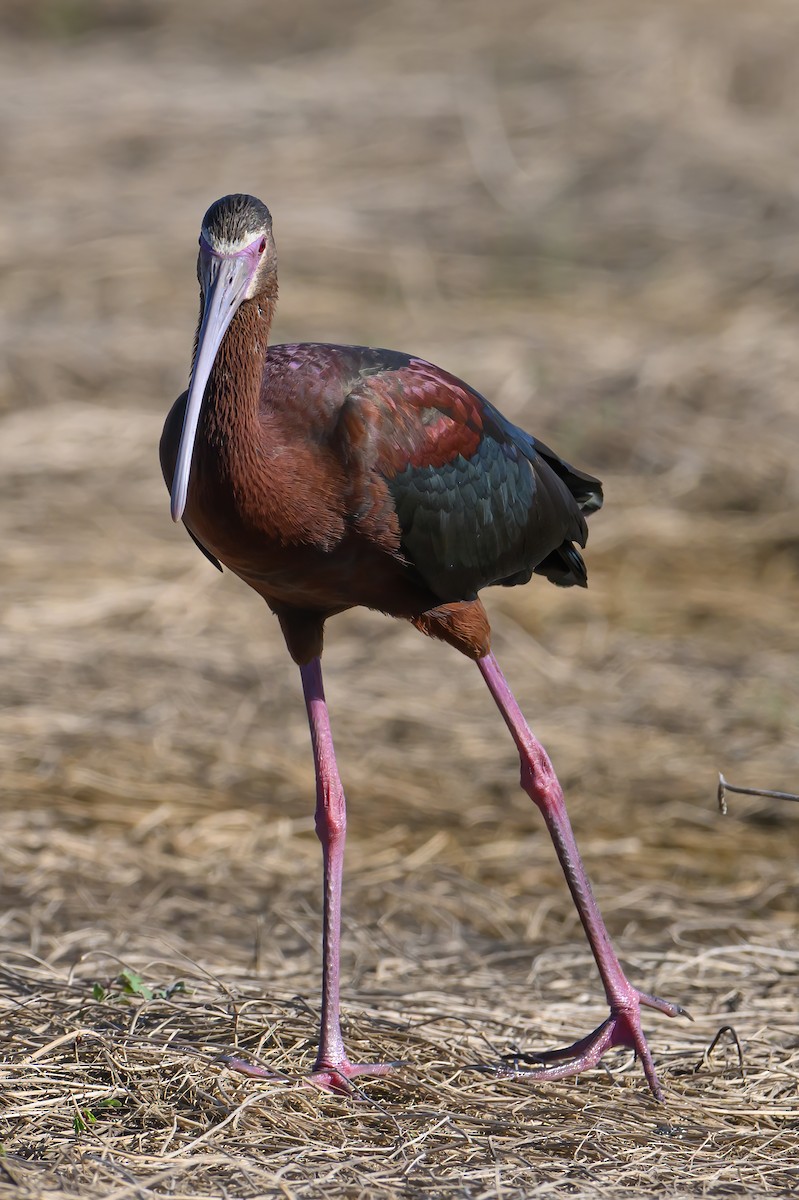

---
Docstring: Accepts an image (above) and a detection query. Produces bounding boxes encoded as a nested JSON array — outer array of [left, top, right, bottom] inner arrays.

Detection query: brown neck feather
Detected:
[[198, 294, 275, 455]]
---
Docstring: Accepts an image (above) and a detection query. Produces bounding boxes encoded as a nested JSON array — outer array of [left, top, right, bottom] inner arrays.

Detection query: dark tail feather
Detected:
[[533, 440, 603, 515], [533, 542, 589, 588], [481, 400, 602, 590], [483, 403, 604, 515]]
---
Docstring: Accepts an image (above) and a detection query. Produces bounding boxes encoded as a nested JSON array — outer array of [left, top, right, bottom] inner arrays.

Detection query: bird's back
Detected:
[[258, 343, 602, 602]]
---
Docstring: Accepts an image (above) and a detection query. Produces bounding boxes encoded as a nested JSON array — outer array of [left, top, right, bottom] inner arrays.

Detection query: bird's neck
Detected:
[[199, 296, 275, 452]]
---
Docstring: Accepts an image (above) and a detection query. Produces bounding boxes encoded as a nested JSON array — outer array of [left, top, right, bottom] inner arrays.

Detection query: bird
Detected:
[[160, 193, 685, 1099]]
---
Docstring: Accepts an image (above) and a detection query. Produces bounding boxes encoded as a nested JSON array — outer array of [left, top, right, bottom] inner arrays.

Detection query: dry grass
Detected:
[[1, 1, 798, 1195]]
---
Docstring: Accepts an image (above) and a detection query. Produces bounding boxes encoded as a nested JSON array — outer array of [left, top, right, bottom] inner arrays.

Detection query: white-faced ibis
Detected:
[[161, 194, 686, 1098]]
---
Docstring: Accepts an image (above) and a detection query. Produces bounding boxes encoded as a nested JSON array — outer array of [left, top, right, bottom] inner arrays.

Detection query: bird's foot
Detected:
[[308, 1058, 403, 1095], [220, 1054, 402, 1094], [497, 989, 689, 1101]]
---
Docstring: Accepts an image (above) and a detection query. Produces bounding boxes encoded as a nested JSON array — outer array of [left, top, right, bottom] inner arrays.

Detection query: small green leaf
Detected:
[[118, 969, 154, 1000]]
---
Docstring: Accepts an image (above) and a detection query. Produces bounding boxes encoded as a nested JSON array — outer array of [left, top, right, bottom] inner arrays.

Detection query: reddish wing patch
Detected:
[[349, 357, 486, 475], [264, 346, 487, 475]]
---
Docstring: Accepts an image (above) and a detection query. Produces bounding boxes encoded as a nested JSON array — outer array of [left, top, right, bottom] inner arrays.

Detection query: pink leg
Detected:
[[299, 656, 398, 1092], [223, 656, 398, 1092], [478, 652, 687, 1100]]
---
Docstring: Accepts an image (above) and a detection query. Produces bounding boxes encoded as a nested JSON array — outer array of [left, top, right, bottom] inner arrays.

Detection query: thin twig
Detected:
[[718, 774, 799, 814], [694, 1024, 746, 1083]]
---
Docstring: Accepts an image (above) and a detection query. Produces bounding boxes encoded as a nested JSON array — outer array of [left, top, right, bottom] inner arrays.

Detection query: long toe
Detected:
[[501, 1017, 615, 1067], [221, 1054, 401, 1093], [497, 1018, 617, 1085], [638, 990, 692, 1020], [220, 1055, 289, 1081]]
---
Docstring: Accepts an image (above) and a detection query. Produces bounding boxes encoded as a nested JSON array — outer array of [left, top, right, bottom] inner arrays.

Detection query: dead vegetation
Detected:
[[0, 1, 797, 1196]]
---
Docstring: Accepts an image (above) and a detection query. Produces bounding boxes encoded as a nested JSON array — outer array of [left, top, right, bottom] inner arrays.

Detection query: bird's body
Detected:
[[162, 339, 600, 663], [161, 194, 684, 1098]]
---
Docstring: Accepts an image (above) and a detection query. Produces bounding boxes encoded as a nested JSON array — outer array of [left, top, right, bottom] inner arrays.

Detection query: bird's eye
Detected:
[[258, 238, 267, 254]]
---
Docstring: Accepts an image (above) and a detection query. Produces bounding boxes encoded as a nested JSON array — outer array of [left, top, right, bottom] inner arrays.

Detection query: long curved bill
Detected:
[[170, 243, 261, 522]]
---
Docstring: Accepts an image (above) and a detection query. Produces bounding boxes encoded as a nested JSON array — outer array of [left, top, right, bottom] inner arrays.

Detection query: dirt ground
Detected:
[[0, 1, 798, 1196]]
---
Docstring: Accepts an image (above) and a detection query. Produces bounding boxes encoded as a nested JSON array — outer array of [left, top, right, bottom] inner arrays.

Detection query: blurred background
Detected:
[[0, 0, 797, 1185]]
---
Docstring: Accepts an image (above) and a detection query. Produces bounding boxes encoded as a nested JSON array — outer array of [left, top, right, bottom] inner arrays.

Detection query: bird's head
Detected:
[[171, 194, 276, 523]]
